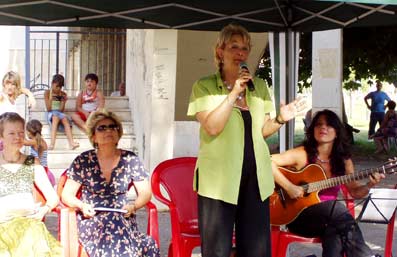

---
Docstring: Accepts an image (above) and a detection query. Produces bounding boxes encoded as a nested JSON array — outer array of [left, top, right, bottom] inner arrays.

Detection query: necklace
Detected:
[[225, 82, 245, 100], [316, 155, 330, 164], [2, 152, 22, 163]]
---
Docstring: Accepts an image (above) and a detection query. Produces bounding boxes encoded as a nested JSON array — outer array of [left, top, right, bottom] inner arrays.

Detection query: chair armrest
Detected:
[[151, 172, 172, 207], [145, 201, 160, 248]]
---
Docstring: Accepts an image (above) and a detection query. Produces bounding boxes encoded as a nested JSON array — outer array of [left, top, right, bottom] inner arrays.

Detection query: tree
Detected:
[[257, 26, 397, 91]]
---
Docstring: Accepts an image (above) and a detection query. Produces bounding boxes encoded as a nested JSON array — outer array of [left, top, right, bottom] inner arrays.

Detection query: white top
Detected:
[[110, 91, 121, 97], [0, 93, 17, 115]]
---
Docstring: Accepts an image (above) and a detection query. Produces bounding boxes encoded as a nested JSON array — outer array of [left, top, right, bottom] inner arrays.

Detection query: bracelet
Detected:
[[226, 94, 235, 107], [43, 204, 52, 213], [275, 115, 286, 125]]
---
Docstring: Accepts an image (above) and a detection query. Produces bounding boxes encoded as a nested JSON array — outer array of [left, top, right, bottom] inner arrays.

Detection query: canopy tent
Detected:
[[0, 0, 396, 32], [1, 0, 397, 150]]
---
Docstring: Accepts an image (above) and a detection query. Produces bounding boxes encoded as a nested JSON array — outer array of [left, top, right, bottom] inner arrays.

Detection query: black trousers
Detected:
[[287, 201, 373, 257], [198, 171, 271, 257]]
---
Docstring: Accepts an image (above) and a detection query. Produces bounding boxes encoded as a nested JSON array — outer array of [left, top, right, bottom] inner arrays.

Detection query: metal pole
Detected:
[[25, 26, 30, 89], [56, 32, 60, 74]]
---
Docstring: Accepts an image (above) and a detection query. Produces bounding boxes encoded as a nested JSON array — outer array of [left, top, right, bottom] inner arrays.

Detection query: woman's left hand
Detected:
[[367, 172, 385, 188], [279, 96, 307, 122], [122, 203, 136, 218], [27, 205, 50, 221], [28, 95, 36, 109]]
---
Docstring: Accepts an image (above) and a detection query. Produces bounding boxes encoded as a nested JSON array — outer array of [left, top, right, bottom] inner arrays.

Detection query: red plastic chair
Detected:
[[58, 170, 159, 257], [271, 185, 355, 257], [384, 209, 395, 257], [33, 181, 68, 257], [151, 157, 199, 257]]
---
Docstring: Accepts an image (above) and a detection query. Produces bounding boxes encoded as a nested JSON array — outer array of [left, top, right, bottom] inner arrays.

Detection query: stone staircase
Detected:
[[29, 95, 135, 179]]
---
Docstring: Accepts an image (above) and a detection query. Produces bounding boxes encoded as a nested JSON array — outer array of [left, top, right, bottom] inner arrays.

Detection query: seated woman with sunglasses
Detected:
[[61, 109, 160, 257]]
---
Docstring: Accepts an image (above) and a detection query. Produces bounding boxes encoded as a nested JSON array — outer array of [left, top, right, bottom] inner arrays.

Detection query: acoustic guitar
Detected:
[[269, 159, 397, 226]]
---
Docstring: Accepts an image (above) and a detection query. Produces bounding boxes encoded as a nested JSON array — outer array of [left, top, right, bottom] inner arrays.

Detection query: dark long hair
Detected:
[[303, 109, 351, 176]]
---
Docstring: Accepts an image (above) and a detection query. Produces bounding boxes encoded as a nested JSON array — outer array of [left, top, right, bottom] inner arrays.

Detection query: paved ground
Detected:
[[45, 156, 397, 257]]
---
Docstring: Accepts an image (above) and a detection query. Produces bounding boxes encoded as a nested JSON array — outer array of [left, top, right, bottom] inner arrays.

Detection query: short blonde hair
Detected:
[[86, 109, 123, 147], [214, 24, 252, 70], [2, 71, 22, 97]]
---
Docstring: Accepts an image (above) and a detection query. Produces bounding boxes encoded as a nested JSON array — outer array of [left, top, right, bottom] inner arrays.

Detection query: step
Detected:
[[47, 150, 81, 170], [30, 109, 132, 122], [47, 145, 138, 170], [42, 134, 136, 150], [31, 96, 130, 110], [40, 121, 134, 135]]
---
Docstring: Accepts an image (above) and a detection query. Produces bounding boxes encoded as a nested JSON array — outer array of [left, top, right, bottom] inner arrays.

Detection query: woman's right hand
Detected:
[[231, 67, 252, 95], [81, 203, 96, 218], [286, 184, 304, 199]]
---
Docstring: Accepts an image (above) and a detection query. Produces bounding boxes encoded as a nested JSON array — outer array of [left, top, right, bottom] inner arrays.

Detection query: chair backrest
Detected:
[[57, 169, 82, 202], [151, 157, 198, 232], [33, 184, 46, 205]]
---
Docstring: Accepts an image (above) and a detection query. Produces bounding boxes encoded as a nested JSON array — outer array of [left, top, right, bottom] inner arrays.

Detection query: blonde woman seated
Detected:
[[62, 109, 159, 257], [0, 112, 61, 257]]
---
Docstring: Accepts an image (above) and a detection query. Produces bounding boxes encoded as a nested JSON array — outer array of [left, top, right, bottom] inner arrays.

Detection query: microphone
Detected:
[[239, 62, 255, 91]]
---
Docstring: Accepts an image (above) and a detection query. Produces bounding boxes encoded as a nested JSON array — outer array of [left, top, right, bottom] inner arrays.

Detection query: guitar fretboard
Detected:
[[304, 166, 385, 193]]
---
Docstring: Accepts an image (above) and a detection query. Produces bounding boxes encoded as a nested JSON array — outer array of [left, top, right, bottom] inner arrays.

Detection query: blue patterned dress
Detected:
[[67, 149, 160, 257]]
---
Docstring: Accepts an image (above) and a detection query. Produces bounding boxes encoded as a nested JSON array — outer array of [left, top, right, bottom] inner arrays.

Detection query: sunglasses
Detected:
[[95, 124, 119, 132]]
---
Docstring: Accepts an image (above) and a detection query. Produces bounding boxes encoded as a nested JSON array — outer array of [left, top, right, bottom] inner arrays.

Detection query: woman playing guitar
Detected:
[[271, 109, 384, 257]]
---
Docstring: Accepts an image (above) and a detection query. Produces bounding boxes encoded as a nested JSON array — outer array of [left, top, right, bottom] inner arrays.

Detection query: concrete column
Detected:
[[126, 29, 177, 172], [312, 29, 343, 118]]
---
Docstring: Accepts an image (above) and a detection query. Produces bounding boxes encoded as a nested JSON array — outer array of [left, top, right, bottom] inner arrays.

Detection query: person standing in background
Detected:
[[364, 80, 390, 139]]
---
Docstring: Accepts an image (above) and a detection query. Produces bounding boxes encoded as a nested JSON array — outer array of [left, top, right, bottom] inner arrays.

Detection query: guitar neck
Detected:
[[305, 166, 384, 193]]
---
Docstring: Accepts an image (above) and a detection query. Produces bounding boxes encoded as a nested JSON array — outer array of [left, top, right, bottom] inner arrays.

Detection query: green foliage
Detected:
[[257, 27, 397, 92]]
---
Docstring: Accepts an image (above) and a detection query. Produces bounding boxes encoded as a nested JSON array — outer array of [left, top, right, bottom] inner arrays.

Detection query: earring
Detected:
[[94, 143, 98, 149]]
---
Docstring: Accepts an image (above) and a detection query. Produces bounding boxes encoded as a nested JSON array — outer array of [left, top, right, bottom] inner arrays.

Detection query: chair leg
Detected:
[[181, 239, 195, 257], [276, 239, 290, 257], [168, 243, 173, 257], [271, 227, 280, 257], [384, 211, 396, 257]]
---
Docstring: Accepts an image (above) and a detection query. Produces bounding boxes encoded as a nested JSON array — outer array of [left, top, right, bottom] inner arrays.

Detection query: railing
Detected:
[[27, 29, 126, 96]]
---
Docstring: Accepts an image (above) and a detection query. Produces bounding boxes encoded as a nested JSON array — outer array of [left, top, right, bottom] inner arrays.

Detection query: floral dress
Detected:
[[67, 149, 160, 257]]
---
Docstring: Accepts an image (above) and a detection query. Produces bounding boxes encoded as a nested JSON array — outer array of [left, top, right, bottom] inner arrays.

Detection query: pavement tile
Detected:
[[45, 157, 397, 257]]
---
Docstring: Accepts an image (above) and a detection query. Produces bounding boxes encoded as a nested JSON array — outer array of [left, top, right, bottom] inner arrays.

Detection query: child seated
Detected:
[[25, 119, 56, 186], [44, 74, 79, 150], [71, 73, 105, 132]]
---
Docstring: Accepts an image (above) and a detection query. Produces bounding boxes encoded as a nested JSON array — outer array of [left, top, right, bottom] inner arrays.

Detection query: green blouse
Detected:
[[187, 71, 275, 204]]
